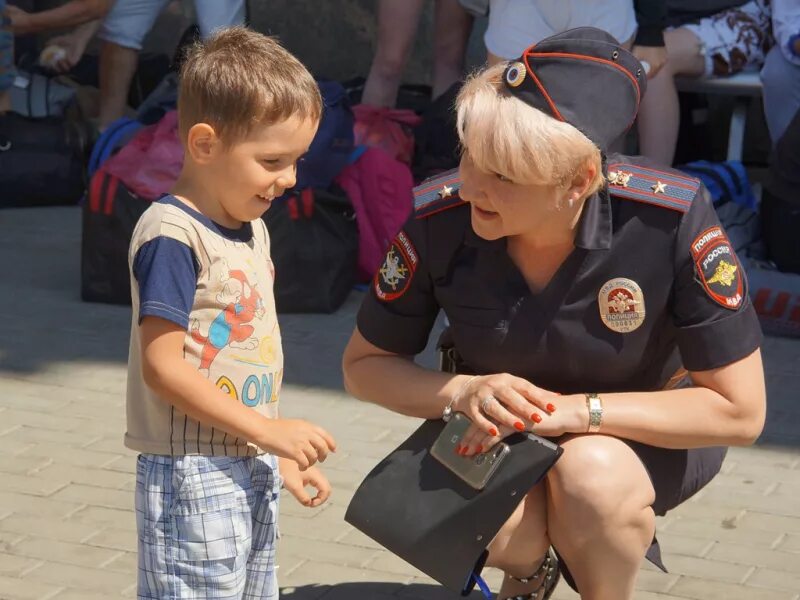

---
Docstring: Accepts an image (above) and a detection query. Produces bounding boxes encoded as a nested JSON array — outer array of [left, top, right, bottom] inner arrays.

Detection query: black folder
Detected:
[[345, 419, 563, 595]]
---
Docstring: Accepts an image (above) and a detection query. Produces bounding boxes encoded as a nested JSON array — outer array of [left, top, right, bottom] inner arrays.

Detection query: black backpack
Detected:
[[0, 112, 89, 207], [81, 171, 151, 304], [263, 187, 358, 313]]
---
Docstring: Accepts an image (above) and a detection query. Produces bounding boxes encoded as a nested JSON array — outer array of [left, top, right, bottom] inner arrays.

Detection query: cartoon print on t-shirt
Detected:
[[191, 268, 265, 377]]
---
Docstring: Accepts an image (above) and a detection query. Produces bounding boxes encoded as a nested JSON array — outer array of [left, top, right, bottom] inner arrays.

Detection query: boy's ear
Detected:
[[186, 123, 220, 164]]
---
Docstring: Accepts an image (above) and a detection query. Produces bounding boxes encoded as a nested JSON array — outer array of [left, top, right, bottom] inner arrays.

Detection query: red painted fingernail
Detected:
[[531, 413, 542, 423], [455, 445, 462, 455], [546, 403, 556, 412], [489, 427, 499, 437], [514, 421, 525, 431]]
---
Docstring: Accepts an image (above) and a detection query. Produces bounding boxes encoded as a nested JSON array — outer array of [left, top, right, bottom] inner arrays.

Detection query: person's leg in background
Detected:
[[192, 0, 246, 39], [637, 0, 772, 166], [97, 0, 171, 128], [430, 0, 472, 98], [760, 46, 800, 144], [761, 107, 800, 273], [636, 27, 705, 165], [361, 0, 426, 107], [0, 0, 13, 116]]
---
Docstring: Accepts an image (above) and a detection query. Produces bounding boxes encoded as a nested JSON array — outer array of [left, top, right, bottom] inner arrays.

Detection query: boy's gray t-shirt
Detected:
[[126, 196, 282, 456]]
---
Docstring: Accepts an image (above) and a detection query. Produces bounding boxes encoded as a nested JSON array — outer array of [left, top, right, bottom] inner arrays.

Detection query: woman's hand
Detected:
[[451, 373, 560, 439], [458, 393, 589, 456]]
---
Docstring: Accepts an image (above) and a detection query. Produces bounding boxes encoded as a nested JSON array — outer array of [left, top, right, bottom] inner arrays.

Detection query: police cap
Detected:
[[503, 27, 647, 149]]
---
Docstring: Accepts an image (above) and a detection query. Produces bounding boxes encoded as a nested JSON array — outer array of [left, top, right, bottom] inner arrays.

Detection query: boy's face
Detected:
[[209, 115, 319, 223]]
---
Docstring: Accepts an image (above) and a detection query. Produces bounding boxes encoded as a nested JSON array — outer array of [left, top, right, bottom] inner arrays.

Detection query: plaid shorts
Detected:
[[0, 6, 14, 93], [135, 453, 281, 600]]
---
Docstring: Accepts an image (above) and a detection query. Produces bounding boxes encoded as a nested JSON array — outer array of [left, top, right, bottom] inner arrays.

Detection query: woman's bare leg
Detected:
[[487, 483, 552, 598], [637, 27, 706, 165], [546, 434, 656, 600], [361, 0, 426, 107]]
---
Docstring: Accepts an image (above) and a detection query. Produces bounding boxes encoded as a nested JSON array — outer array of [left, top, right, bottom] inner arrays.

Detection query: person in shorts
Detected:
[[97, 0, 246, 127], [637, 0, 773, 164], [1, 1, 13, 118], [127, 27, 336, 599]]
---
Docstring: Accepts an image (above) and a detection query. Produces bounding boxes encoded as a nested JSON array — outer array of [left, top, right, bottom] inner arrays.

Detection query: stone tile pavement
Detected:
[[0, 207, 798, 599]]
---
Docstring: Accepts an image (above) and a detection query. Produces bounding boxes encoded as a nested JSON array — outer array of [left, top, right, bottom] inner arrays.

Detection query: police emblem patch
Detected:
[[690, 226, 743, 310], [374, 230, 418, 302], [598, 278, 646, 333]]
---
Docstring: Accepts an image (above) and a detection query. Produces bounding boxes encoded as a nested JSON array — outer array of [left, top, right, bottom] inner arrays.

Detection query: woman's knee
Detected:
[[547, 435, 656, 524], [664, 27, 706, 77]]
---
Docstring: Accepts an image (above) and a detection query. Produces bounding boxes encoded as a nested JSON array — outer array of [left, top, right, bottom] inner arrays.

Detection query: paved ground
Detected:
[[0, 206, 799, 600]]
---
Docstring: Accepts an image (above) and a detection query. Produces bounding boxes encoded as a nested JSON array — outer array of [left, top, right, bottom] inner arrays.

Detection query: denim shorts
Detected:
[[136, 453, 280, 600], [98, 0, 246, 50]]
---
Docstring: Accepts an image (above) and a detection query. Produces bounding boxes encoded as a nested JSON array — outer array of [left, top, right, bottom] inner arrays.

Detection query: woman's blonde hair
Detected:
[[456, 63, 604, 195]]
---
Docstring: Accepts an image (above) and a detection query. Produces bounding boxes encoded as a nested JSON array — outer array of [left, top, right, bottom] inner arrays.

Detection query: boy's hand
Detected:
[[260, 419, 337, 470], [279, 457, 331, 508]]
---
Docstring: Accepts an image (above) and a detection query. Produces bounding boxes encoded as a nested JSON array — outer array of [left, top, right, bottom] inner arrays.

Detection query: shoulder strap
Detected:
[[414, 169, 466, 219], [607, 163, 700, 213]]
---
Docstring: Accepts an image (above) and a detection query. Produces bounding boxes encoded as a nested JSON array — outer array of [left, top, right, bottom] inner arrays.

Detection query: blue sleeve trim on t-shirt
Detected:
[[133, 237, 199, 330]]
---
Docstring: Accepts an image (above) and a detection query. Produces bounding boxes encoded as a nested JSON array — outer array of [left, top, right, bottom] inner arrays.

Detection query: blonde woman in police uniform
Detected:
[[343, 28, 766, 600]]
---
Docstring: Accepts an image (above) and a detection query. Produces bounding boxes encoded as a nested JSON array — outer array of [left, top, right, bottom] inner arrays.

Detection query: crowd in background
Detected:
[[1, 0, 799, 275]]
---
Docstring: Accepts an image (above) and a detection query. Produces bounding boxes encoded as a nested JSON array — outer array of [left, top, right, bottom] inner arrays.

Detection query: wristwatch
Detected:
[[585, 393, 603, 433]]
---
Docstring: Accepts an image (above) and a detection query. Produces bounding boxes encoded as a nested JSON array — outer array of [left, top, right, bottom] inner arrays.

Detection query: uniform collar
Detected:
[[464, 187, 612, 250], [574, 186, 612, 250]]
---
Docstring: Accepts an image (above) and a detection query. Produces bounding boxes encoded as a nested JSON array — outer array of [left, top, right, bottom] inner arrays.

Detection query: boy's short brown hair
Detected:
[[178, 27, 322, 144]]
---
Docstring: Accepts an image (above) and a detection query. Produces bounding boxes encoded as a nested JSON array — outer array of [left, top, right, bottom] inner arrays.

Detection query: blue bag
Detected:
[[678, 160, 756, 211], [294, 80, 354, 191], [87, 117, 143, 178]]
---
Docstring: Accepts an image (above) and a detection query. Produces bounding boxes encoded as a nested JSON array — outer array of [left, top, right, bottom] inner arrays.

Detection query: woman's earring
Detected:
[[556, 196, 575, 211]]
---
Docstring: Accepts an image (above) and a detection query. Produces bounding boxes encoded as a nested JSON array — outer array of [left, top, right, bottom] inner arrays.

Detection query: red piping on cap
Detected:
[[521, 52, 565, 122], [527, 51, 642, 106]]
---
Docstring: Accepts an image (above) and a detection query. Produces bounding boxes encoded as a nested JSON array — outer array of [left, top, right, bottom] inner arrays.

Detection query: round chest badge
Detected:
[[598, 278, 646, 333]]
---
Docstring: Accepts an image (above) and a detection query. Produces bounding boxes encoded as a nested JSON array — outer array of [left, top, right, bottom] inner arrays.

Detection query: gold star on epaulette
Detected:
[[438, 185, 453, 199], [651, 181, 667, 194]]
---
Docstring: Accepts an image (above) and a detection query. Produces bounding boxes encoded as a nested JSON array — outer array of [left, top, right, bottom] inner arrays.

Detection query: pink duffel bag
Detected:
[[104, 110, 183, 200], [336, 146, 415, 282]]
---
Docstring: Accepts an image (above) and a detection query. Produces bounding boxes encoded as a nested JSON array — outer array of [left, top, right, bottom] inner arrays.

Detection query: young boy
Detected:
[[126, 27, 336, 599]]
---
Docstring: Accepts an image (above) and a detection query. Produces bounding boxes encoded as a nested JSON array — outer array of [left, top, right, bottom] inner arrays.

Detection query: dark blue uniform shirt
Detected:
[[357, 156, 762, 395]]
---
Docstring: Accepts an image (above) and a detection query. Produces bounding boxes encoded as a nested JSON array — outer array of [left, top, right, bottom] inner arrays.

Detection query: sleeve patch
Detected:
[[373, 230, 418, 302], [690, 226, 743, 310]]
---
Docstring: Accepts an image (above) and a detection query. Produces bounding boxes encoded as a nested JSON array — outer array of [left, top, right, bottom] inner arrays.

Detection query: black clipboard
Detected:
[[345, 418, 563, 595]]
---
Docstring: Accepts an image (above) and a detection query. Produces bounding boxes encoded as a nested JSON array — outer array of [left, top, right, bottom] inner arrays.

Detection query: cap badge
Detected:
[[505, 61, 527, 88], [608, 171, 632, 188], [598, 278, 646, 333]]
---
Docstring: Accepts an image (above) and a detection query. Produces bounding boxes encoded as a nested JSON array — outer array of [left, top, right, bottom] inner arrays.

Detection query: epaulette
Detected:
[[414, 169, 466, 219], [607, 163, 700, 213]]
